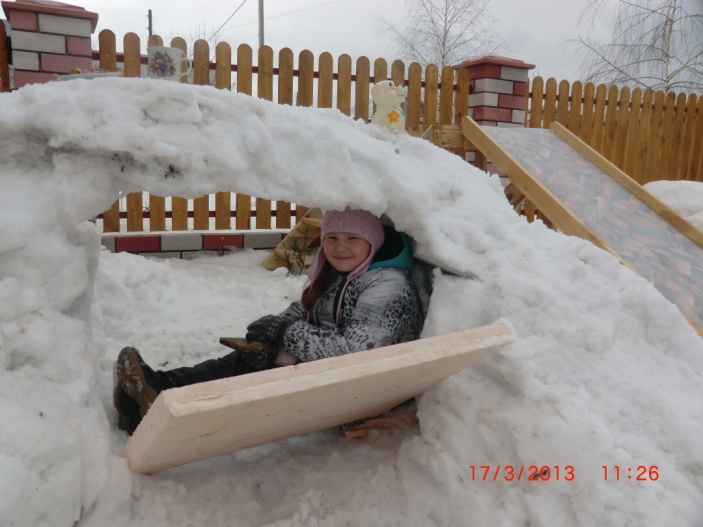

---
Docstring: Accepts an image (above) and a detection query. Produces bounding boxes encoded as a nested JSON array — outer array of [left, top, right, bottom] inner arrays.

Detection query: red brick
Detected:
[[474, 120, 498, 126], [13, 70, 56, 88], [4, 1, 99, 32], [465, 63, 501, 80], [115, 235, 160, 253], [498, 94, 527, 110], [67, 36, 92, 56], [202, 234, 244, 250], [513, 81, 527, 96], [472, 107, 512, 122], [8, 10, 37, 31], [41, 53, 92, 73]]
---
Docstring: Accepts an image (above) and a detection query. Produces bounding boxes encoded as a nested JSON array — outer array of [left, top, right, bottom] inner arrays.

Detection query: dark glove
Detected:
[[245, 315, 293, 348]]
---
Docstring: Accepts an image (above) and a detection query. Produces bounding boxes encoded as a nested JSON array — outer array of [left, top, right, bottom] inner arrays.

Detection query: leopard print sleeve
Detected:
[[276, 301, 306, 323], [281, 268, 422, 362]]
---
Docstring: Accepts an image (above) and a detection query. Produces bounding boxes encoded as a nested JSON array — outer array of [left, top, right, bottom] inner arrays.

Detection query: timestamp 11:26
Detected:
[[602, 466, 659, 481]]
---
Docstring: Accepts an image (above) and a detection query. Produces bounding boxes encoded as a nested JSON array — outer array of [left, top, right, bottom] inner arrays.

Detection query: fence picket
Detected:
[[235, 44, 254, 229], [278, 48, 294, 106], [318, 52, 334, 108], [602, 85, 619, 162], [170, 37, 189, 231], [295, 50, 315, 219], [556, 79, 570, 125], [122, 33, 143, 232], [635, 89, 655, 184], [528, 76, 543, 128], [424, 64, 438, 126], [354, 56, 370, 122], [254, 45, 275, 229], [298, 50, 314, 108], [237, 44, 253, 95], [215, 42, 231, 90], [391, 59, 405, 88], [455, 67, 470, 124], [643, 90, 665, 184], [591, 84, 607, 152], [192, 39, 210, 231], [337, 54, 352, 116], [276, 47, 295, 229], [406, 62, 422, 129], [258, 46, 274, 101], [654, 92, 676, 181], [144, 33, 166, 231], [580, 82, 596, 144], [439, 66, 454, 125], [214, 42, 233, 230], [623, 88, 642, 178], [612, 86, 631, 169], [568, 81, 582, 135], [542, 78, 557, 128], [668, 93, 687, 180]]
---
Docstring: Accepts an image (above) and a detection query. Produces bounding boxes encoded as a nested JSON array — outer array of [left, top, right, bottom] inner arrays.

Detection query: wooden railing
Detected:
[[94, 30, 471, 233], [528, 77, 703, 185]]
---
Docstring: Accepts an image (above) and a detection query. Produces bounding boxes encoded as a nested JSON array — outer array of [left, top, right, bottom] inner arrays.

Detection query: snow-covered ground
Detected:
[[1, 78, 702, 526]]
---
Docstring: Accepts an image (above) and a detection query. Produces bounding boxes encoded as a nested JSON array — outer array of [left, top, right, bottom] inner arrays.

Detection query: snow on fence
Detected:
[[528, 77, 703, 186]]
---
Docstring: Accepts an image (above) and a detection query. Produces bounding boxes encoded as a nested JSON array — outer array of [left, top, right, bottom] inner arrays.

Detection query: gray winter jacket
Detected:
[[277, 266, 423, 362]]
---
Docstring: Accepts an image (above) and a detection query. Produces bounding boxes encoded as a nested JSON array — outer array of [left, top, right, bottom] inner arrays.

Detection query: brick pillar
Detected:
[[454, 55, 535, 128], [1, 0, 98, 89]]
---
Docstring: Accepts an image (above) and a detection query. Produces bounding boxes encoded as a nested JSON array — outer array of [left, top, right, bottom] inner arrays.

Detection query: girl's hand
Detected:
[[245, 315, 292, 348]]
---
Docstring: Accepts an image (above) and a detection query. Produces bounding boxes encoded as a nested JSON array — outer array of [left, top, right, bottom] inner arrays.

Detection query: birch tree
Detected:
[[383, 0, 503, 69], [577, 0, 703, 92]]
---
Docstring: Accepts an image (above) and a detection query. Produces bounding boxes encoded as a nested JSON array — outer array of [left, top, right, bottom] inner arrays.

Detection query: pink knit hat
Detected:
[[308, 207, 385, 283]]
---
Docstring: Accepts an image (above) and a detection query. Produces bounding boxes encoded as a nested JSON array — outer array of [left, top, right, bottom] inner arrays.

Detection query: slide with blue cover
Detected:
[[462, 117, 703, 337]]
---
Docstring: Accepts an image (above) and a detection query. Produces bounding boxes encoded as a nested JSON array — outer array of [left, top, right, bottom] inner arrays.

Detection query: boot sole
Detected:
[[115, 347, 159, 417], [112, 382, 141, 435]]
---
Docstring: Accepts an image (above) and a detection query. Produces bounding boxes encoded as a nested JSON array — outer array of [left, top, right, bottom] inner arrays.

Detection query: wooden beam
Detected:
[[122, 323, 514, 473]]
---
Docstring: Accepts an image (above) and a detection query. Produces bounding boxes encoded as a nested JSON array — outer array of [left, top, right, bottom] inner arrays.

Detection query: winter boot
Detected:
[[115, 347, 180, 421], [113, 385, 142, 435]]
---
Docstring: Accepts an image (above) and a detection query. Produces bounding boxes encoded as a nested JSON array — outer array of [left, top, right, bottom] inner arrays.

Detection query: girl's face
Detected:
[[323, 232, 372, 273]]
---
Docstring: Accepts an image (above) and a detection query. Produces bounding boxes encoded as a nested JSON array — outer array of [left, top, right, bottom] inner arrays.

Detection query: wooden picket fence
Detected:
[[527, 77, 703, 185], [93, 30, 471, 233]]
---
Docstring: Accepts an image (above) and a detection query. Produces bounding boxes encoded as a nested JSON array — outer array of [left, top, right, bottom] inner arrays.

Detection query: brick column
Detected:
[[454, 55, 535, 128], [1, 0, 98, 89]]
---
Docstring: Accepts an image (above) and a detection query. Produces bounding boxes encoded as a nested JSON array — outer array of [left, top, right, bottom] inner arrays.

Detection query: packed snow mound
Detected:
[[1, 78, 702, 526]]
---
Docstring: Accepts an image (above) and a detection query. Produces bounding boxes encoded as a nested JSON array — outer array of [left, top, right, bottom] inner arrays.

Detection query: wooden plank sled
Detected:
[[340, 398, 419, 439], [121, 322, 514, 473]]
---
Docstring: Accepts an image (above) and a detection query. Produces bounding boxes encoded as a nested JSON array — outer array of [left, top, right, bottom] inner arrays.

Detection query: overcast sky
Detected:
[[69, 0, 616, 82]]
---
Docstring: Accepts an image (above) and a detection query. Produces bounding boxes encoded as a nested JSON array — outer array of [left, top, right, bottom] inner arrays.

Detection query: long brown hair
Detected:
[[301, 260, 335, 314]]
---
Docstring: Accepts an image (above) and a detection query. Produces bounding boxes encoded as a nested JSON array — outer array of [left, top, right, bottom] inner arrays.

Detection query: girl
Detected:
[[114, 208, 425, 434]]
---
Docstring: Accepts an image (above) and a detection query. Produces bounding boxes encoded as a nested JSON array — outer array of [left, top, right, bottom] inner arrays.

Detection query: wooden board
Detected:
[[122, 323, 514, 473], [461, 116, 703, 336]]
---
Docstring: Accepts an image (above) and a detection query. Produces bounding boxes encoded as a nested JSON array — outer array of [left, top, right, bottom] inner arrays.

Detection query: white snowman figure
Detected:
[[370, 80, 407, 134]]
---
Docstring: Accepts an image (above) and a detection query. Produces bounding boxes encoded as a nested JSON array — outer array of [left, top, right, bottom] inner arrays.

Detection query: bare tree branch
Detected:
[[575, 0, 703, 92], [381, 0, 504, 69]]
